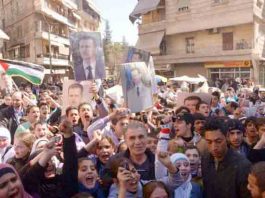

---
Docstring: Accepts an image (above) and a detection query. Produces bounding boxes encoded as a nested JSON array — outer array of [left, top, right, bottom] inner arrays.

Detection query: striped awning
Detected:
[[0, 29, 9, 40]]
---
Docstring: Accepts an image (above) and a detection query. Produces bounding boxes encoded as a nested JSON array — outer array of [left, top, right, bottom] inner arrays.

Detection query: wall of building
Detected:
[[173, 63, 206, 77], [166, 23, 253, 59], [166, 0, 254, 34]]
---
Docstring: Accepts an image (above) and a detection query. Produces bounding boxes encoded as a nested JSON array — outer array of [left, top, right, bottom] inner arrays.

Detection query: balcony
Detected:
[[35, 0, 76, 28], [36, 53, 69, 66], [61, 0, 78, 10], [153, 48, 253, 65], [138, 20, 166, 34], [35, 31, 70, 46]]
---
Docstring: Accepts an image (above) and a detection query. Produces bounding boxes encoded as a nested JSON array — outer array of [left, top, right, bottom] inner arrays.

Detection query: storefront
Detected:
[[205, 60, 252, 80]]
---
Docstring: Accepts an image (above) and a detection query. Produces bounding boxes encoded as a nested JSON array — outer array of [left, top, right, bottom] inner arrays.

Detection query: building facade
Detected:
[[131, 0, 265, 85], [0, 0, 101, 77]]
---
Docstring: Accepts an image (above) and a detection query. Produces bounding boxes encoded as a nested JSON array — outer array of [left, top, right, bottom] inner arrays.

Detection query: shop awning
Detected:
[[0, 29, 9, 40], [135, 31, 164, 55], [176, 0, 190, 10], [130, 0, 161, 23]]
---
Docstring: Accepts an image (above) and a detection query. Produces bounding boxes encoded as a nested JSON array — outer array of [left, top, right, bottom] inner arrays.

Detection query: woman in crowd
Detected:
[[0, 126, 14, 163], [143, 181, 170, 198], [0, 163, 32, 198], [157, 152, 203, 198], [7, 132, 35, 172]]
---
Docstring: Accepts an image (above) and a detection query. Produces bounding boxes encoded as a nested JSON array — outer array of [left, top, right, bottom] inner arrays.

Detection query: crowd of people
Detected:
[[0, 73, 265, 198]]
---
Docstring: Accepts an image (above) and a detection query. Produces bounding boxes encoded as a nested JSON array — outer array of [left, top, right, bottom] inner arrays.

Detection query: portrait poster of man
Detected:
[[70, 32, 106, 81], [125, 47, 157, 94], [176, 93, 211, 107], [121, 62, 153, 113], [62, 80, 93, 114]]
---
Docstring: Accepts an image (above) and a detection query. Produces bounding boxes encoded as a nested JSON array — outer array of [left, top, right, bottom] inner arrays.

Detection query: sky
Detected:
[[93, 0, 138, 45]]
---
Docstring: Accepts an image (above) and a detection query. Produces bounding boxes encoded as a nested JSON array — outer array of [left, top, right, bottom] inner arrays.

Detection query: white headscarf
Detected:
[[170, 153, 192, 198], [0, 127, 14, 163]]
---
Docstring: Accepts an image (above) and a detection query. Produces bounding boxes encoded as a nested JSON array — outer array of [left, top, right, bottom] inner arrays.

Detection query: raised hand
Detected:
[[92, 129, 103, 142], [59, 119, 73, 138], [117, 167, 131, 188]]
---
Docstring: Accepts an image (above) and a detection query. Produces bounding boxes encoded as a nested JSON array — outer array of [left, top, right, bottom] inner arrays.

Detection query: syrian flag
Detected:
[[0, 59, 45, 85]]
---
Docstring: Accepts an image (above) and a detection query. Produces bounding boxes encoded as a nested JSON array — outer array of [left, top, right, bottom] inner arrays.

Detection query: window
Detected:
[[21, 45, 30, 58], [222, 32, 233, 50], [209, 68, 250, 80], [177, 0, 190, 12], [186, 37, 194, 53]]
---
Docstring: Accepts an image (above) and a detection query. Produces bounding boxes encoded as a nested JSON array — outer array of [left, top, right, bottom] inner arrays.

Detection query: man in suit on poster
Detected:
[[74, 35, 105, 81], [126, 66, 153, 113]]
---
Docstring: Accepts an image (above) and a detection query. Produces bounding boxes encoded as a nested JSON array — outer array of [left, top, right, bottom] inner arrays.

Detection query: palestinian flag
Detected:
[[0, 59, 45, 85]]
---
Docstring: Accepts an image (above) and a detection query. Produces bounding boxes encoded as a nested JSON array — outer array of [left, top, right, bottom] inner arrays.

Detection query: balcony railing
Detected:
[[37, 53, 69, 60]]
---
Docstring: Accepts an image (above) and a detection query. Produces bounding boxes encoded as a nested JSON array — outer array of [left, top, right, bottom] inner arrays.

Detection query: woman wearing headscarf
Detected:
[[0, 163, 32, 198], [156, 152, 203, 198], [155, 129, 203, 198], [0, 126, 15, 163]]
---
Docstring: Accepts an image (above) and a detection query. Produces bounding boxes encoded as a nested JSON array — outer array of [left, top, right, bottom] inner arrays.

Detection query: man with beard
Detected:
[[202, 118, 251, 198]]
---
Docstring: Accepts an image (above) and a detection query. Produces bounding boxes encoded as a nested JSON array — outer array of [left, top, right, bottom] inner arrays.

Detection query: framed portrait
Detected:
[[121, 62, 153, 113], [70, 32, 106, 81], [62, 80, 93, 114]]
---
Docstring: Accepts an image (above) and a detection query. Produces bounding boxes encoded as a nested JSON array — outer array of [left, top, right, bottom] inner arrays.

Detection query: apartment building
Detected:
[[131, 0, 265, 85], [0, 28, 9, 58], [0, 0, 101, 76]]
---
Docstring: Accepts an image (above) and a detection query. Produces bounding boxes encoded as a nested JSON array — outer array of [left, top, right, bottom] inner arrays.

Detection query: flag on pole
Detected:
[[0, 59, 45, 85]]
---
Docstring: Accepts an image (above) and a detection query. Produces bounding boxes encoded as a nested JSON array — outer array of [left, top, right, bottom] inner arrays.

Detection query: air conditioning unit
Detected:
[[208, 28, 220, 34]]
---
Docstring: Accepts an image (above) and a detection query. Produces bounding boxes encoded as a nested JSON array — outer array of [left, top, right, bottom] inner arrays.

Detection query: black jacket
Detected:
[[0, 106, 23, 142], [202, 149, 251, 198], [248, 148, 265, 163], [21, 135, 78, 198]]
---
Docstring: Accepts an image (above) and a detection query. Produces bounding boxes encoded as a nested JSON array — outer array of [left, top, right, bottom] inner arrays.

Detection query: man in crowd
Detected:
[[0, 94, 12, 110], [108, 120, 155, 180], [202, 118, 251, 198], [171, 112, 208, 156], [0, 91, 25, 142], [196, 101, 210, 117], [226, 119, 250, 158]]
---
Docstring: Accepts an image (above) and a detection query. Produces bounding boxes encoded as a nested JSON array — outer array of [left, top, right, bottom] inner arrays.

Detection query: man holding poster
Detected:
[[70, 32, 105, 81]]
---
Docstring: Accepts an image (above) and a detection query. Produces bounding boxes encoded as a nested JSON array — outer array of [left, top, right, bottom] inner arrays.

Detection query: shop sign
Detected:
[[205, 60, 251, 68]]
